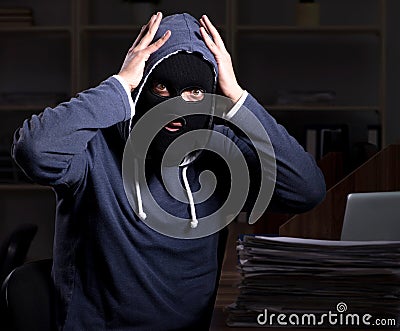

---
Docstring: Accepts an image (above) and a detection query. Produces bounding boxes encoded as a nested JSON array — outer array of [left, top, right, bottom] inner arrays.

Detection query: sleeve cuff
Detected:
[[224, 90, 249, 120], [112, 74, 135, 118]]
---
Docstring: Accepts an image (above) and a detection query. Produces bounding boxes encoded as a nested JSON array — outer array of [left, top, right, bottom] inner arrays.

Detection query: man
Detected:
[[13, 13, 325, 330]]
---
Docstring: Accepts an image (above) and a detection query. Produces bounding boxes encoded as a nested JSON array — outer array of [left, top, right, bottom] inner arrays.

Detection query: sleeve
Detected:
[[12, 76, 132, 190], [225, 92, 326, 214], [112, 74, 135, 117]]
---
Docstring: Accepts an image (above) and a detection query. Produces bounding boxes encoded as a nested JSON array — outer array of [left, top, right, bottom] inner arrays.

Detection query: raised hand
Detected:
[[119, 12, 171, 92], [199, 15, 243, 103]]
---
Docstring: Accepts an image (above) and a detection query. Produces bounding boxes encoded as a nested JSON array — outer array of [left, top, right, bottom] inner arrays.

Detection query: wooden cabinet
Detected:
[[227, 0, 386, 160]]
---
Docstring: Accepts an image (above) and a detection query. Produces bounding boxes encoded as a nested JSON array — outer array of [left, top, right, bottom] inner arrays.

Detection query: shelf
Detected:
[[82, 24, 226, 33], [82, 25, 142, 33], [0, 26, 71, 33], [266, 105, 380, 112], [0, 104, 379, 113], [237, 25, 382, 35]]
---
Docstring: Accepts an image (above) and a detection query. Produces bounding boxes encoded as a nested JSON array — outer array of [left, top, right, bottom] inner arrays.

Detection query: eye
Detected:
[[152, 82, 170, 97], [181, 88, 205, 102]]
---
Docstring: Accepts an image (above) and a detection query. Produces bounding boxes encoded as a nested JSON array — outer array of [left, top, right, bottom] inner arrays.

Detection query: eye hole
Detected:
[[181, 88, 205, 102], [152, 82, 170, 97]]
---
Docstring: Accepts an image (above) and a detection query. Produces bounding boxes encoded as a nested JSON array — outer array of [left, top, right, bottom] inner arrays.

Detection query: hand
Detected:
[[118, 12, 171, 92], [199, 15, 243, 103]]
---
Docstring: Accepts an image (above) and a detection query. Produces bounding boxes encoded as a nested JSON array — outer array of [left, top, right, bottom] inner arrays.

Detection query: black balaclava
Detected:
[[134, 52, 215, 165]]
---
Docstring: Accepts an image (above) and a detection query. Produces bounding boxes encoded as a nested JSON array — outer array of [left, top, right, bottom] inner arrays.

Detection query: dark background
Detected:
[[0, 0, 399, 260]]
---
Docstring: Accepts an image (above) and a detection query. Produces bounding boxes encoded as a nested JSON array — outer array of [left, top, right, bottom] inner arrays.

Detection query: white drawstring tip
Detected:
[[182, 166, 199, 230], [138, 211, 147, 220], [190, 219, 198, 228]]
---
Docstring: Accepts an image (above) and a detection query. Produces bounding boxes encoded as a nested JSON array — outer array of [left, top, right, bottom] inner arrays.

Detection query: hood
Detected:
[[132, 13, 218, 105], [118, 13, 218, 140]]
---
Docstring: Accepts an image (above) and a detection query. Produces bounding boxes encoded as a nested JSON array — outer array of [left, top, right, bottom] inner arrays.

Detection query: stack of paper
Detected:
[[226, 236, 400, 328]]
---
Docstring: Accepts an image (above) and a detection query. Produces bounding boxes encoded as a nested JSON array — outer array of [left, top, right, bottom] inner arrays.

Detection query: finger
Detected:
[[134, 14, 158, 48], [199, 18, 213, 44], [131, 14, 156, 49], [199, 17, 216, 47], [131, 24, 148, 49], [147, 12, 163, 37], [200, 26, 218, 54], [199, 17, 211, 35], [145, 30, 171, 54], [201, 15, 225, 49], [137, 12, 163, 48]]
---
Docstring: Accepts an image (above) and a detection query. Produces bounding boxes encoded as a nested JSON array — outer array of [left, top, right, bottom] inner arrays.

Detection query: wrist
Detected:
[[228, 85, 244, 104], [113, 74, 135, 118], [117, 73, 135, 92]]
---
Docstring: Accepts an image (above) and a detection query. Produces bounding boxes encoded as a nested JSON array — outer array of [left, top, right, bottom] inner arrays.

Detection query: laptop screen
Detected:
[[340, 191, 400, 241]]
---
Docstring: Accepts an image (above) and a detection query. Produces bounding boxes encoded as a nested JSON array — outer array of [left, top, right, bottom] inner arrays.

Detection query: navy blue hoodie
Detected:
[[12, 13, 325, 330]]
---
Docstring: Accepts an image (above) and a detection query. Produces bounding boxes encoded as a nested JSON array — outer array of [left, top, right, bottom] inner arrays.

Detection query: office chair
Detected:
[[0, 259, 55, 331], [0, 223, 38, 287]]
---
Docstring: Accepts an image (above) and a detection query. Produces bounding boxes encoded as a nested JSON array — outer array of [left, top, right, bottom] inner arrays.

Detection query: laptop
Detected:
[[340, 191, 400, 241]]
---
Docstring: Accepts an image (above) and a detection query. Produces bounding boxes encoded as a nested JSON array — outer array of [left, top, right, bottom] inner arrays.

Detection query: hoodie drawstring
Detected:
[[182, 166, 198, 228], [134, 160, 198, 228], [134, 158, 147, 221]]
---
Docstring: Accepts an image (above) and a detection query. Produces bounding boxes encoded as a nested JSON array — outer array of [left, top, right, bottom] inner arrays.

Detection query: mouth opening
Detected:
[[164, 117, 186, 133]]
